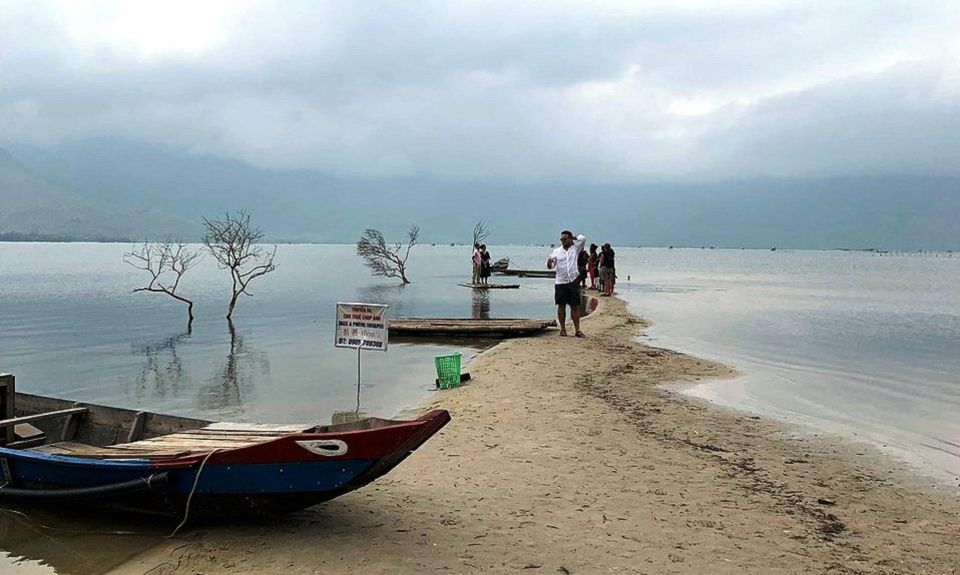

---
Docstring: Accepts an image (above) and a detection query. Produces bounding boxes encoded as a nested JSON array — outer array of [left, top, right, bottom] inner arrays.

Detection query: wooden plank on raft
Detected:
[[389, 317, 557, 337], [457, 283, 521, 289]]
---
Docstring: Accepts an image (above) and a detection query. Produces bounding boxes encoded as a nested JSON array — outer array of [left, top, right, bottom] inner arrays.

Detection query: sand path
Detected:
[[113, 297, 960, 574]]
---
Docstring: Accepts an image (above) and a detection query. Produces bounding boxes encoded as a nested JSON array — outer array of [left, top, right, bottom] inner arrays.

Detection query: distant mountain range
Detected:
[[5, 140, 447, 243], [0, 146, 197, 241], [3, 139, 959, 250]]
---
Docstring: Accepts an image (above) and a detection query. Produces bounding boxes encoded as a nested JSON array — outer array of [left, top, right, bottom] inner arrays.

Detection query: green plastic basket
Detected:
[[434, 353, 463, 389]]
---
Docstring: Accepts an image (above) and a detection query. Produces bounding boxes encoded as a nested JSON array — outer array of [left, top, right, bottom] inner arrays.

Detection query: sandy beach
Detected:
[[112, 296, 960, 575]]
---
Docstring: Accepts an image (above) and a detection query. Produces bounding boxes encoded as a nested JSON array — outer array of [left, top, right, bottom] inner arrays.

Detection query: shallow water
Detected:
[[3, 243, 959, 572], [0, 242, 564, 574], [0, 506, 166, 575], [0, 243, 561, 423], [614, 248, 960, 483]]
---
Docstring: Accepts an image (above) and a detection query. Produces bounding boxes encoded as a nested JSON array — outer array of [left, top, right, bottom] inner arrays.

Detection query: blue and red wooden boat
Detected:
[[0, 374, 450, 519]]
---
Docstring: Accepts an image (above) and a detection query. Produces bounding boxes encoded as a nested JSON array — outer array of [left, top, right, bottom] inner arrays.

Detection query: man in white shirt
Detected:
[[546, 230, 587, 337]]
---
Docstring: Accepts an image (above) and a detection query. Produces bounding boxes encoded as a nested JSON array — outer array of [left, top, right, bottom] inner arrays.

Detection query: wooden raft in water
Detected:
[[389, 317, 556, 338], [497, 269, 556, 278], [457, 283, 520, 289]]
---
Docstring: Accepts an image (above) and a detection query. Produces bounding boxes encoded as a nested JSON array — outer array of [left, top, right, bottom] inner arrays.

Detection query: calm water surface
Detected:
[[0, 242, 563, 574], [614, 248, 960, 483], [2, 243, 959, 573], [0, 243, 561, 423]]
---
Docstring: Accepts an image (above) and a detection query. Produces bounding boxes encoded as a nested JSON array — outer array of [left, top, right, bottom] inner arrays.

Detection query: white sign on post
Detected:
[[335, 302, 389, 351]]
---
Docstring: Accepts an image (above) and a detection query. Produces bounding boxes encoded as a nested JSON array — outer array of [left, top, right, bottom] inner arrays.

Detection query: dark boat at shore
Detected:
[[390, 318, 556, 338], [0, 374, 450, 519]]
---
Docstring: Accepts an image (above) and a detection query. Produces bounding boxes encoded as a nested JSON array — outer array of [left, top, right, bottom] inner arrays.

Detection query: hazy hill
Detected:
[[8, 140, 960, 250], [0, 146, 197, 241]]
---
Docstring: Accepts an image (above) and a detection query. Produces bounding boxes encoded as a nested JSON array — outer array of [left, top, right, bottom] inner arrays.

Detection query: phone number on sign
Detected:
[[338, 338, 384, 348]]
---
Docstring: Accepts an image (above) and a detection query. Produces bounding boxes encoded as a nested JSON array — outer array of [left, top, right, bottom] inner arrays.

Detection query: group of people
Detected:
[[468, 232, 615, 338], [547, 231, 616, 338], [471, 243, 492, 285], [581, 242, 616, 296]]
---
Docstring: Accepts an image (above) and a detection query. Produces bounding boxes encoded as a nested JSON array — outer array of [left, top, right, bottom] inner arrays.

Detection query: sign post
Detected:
[[335, 302, 389, 412]]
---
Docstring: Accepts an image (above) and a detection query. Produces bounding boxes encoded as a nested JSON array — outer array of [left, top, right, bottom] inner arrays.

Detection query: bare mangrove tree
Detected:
[[202, 211, 277, 320], [357, 225, 420, 284], [124, 241, 201, 325], [472, 219, 489, 247]]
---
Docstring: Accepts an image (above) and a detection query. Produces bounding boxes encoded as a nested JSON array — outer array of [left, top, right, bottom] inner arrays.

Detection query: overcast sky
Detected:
[[2, 0, 959, 185]]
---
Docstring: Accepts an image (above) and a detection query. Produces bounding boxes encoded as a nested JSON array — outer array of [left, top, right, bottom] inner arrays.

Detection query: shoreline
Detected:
[[110, 296, 960, 574], [632, 304, 960, 489]]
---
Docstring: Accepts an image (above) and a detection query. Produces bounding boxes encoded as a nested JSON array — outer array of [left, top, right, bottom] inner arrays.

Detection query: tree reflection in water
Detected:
[[471, 290, 491, 319], [355, 283, 407, 314], [197, 320, 270, 416], [132, 328, 191, 399]]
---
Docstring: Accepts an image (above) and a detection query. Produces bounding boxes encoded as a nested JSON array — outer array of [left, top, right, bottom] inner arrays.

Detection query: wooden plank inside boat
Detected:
[[203, 422, 310, 432], [14, 392, 212, 444], [28, 422, 310, 459], [0, 407, 88, 429], [31, 441, 192, 459]]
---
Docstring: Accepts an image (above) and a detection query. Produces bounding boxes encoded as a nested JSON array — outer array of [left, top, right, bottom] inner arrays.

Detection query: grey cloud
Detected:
[[1, 0, 959, 183], [702, 59, 960, 179]]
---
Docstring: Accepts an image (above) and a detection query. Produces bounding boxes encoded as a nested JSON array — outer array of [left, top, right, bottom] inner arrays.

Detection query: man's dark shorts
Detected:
[[554, 281, 581, 306]]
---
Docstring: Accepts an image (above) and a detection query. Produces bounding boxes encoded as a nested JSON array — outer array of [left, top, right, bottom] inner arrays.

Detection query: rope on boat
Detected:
[[168, 448, 220, 538]]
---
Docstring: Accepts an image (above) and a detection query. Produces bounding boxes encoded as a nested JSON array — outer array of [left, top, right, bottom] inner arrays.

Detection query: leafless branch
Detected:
[[202, 211, 277, 320], [472, 220, 489, 247], [357, 225, 419, 284], [124, 241, 201, 324]]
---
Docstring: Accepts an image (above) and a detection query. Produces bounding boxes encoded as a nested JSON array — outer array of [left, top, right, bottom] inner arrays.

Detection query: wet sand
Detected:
[[110, 296, 960, 574]]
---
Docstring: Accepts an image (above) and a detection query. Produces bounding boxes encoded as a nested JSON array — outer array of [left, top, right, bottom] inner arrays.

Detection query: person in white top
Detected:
[[471, 244, 482, 284], [546, 230, 587, 337]]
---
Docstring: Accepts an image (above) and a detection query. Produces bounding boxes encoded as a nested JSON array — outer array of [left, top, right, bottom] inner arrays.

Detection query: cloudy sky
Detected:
[[2, 0, 959, 186]]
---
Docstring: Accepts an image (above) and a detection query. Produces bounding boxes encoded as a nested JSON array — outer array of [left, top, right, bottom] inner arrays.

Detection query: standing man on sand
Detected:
[[547, 230, 587, 337]]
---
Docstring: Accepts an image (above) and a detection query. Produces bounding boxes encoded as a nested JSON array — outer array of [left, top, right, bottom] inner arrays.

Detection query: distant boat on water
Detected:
[[490, 257, 510, 273]]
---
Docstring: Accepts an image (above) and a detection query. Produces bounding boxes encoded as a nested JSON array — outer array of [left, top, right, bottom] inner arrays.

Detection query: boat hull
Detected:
[[0, 409, 450, 518]]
